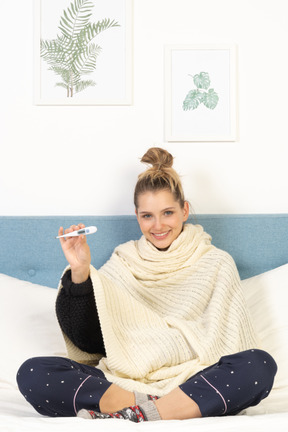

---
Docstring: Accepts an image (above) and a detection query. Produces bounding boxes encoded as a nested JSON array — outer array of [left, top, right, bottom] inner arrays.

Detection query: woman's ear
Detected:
[[183, 201, 190, 221]]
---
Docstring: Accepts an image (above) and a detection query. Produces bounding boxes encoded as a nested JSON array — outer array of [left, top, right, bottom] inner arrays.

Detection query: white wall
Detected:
[[1, 0, 288, 216]]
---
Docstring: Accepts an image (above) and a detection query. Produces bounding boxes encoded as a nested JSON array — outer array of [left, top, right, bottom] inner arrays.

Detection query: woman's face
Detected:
[[135, 190, 189, 250]]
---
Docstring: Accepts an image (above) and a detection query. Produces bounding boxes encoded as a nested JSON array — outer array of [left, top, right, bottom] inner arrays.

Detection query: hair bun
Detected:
[[141, 147, 173, 171], [134, 147, 185, 209]]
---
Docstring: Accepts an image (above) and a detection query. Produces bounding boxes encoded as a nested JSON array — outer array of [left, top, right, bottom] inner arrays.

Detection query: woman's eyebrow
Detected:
[[139, 207, 176, 215]]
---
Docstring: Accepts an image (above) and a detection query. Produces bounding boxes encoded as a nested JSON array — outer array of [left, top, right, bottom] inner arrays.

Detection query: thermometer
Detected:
[[56, 226, 97, 239]]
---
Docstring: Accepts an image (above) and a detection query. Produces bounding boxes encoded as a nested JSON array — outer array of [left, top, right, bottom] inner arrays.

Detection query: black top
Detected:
[[55, 270, 106, 356]]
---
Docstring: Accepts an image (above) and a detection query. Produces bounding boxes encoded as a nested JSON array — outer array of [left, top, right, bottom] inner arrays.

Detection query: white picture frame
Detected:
[[165, 44, 237, 142], [34, 0, 133, 105]]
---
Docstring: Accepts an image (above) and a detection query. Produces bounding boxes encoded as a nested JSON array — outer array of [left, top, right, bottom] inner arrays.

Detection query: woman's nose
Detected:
[[153, 217, 163, 230]]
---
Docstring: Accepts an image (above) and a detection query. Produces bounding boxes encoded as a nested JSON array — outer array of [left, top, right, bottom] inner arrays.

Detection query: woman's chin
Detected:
[[150, 236, 172, 250]]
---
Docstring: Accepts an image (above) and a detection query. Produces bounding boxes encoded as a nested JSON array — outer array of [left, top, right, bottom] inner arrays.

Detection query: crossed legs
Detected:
[[17, 349, 277, 420]]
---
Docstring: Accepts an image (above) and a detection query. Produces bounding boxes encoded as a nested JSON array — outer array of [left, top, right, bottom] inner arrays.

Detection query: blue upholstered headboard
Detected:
[[1, 215, 288, 288]]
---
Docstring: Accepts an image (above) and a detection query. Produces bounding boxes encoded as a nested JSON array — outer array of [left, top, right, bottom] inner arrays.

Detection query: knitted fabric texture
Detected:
[[59, 224, 258, 396]]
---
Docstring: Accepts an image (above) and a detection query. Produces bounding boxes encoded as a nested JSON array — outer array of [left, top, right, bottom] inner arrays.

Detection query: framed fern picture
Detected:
[[34, 0, 133, 105], [165, 45, 237, 142]]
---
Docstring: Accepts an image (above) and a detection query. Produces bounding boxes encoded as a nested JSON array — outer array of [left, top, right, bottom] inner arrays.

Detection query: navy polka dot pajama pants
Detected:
[[17, 349, 277, 418], [179, 349, 277, 416]]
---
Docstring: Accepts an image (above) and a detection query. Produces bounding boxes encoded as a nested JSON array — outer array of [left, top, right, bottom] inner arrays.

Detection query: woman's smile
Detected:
[[151, 230, 171, 240]]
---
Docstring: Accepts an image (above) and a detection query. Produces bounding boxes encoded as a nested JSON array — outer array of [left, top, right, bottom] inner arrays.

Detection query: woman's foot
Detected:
[[77, 400, 161, 422]]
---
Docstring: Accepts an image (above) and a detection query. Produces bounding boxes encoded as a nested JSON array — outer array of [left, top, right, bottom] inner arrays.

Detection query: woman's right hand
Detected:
[[58, 224, 91, 283]]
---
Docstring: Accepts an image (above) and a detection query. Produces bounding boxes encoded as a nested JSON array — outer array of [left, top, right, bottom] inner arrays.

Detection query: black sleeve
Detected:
[[55, 270, 106, 356]]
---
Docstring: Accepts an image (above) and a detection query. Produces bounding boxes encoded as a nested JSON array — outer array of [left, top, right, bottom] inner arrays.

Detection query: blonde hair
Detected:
[[134, 147, 186, 209]]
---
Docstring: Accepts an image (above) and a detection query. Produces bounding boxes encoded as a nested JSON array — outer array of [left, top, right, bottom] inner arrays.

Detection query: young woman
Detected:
[[17, 147, 277, 422]]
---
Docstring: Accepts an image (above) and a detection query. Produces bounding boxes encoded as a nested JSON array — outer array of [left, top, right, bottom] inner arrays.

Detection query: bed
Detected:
[[0, 214, 288, 431]]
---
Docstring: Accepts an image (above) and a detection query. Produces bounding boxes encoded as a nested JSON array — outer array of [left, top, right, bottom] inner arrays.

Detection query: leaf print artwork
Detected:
[[183, 72, 219, 111], [40, 0, 120, 98]]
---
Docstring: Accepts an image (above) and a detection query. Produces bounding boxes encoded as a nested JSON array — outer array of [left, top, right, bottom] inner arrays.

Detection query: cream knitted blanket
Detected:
[[60, 223, 258, 396]]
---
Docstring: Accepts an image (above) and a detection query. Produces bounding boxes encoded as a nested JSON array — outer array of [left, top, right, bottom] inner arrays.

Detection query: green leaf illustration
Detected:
[[202, 89, 219, 109], [73, 43, 102, 75], [183, 72, 219, 111], [77, 19, 120, 47], [40, 40, 66, 66], [40, 0, 120, 97], [193, 72, 210, 90], [59, 0, 94, 41], [75, 79, 97, 94], [183, 90, 204, 111]]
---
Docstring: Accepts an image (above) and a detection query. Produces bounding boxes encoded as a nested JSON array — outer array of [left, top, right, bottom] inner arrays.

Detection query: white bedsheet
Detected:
[[1, 386, 288, 432]]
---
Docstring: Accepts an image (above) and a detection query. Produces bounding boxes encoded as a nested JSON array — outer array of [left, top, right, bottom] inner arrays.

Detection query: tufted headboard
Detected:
[[1, 214, 288, 288]]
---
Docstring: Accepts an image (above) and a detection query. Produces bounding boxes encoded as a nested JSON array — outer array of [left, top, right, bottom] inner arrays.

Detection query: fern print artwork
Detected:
[[183, 72, 219, 111], [40, 0, 120, 98]]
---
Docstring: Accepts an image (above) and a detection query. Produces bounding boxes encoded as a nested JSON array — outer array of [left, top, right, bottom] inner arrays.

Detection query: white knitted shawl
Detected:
[[60, 223, 258, 396]]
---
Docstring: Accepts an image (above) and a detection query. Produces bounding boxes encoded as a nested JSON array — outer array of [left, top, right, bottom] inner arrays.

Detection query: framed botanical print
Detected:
[[165, 44, 237, 141], [34, 0, 133, 105]]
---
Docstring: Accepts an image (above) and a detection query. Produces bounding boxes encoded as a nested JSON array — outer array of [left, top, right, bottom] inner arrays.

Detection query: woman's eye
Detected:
[[142, 214, 151, 219], [165, 211, 173, 216]]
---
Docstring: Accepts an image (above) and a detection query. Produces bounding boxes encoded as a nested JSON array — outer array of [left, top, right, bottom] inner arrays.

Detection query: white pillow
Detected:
[[241, 263, 288, 389], [0, 274, 66, 389]]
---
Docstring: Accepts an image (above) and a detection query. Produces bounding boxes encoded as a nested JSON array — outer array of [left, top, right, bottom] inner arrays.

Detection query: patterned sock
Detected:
[[77, 401, 161, 422], [134, 391, 159, 405]]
